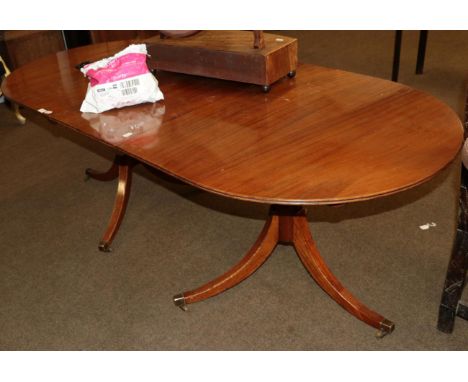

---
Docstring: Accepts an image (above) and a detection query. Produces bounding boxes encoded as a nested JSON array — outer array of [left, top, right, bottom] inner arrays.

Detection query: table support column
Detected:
[[174, 205, 395, 337]]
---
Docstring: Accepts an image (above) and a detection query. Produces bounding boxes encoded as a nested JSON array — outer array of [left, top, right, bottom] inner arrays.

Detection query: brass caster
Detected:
[[173, 293, 188, 311], [287, 70, 296, 78], [375, 319, 395, 338], [15, 112, 26, 125], [98, 241, 112, 253], [262, 85, 271, 93]]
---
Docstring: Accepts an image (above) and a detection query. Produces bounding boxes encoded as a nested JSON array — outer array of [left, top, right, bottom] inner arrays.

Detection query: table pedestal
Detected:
[[85, 154, 187, 252], [86, 155, 395, 337], [85, 155, 136, 252], [174, 205, 395, 338]]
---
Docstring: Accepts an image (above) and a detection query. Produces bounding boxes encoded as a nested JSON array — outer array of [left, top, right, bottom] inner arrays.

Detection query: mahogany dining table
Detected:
[[1, 40, 463, 337]]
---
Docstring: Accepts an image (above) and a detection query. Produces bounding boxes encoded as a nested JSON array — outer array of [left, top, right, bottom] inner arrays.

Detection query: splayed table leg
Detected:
[[174, 205, 395, 337], [85, 155, 136, 252]]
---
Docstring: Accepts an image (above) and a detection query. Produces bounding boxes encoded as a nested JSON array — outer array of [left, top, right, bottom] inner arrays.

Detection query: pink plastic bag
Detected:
[[80, 44, 164, 113]]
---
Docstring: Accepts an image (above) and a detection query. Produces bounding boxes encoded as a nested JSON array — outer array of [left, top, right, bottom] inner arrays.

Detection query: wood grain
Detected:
[[182, 212, 279, 305], [292, 209, 392, 333], [146, 30, 297, 87], [1, 40, 463, 206]]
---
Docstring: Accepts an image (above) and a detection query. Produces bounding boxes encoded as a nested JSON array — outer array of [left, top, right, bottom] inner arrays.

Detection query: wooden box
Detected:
[[145, 31, 297, 91]]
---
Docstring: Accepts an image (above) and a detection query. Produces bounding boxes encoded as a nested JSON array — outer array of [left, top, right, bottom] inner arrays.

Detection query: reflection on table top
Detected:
[[2, 40, 463, 205]]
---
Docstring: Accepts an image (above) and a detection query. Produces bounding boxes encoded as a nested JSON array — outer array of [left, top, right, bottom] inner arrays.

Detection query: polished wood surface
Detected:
[[253, 31, 265, 49], [1, 40, 462, 206]]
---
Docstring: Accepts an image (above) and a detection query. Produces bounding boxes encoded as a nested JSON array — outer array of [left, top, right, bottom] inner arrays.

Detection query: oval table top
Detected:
[[2, 40, 463, 205]]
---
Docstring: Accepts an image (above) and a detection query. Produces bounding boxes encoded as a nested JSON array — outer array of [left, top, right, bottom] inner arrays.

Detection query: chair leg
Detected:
[[437, 167, 468, 333], [437, 231, 468, 332], [415, 30, 428, 75], [13, 103, 26, 124], [391, 30, 403, 82]]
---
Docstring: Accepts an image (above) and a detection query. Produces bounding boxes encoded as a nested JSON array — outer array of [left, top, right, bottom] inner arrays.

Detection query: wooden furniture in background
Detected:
[[437, 89, 468, 333], [2, 30, 65, 69], [146, 30, 297, 92], [2, 41, 462, 337], [90, 30, 158, 44], [392, 30, 429, 82]]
